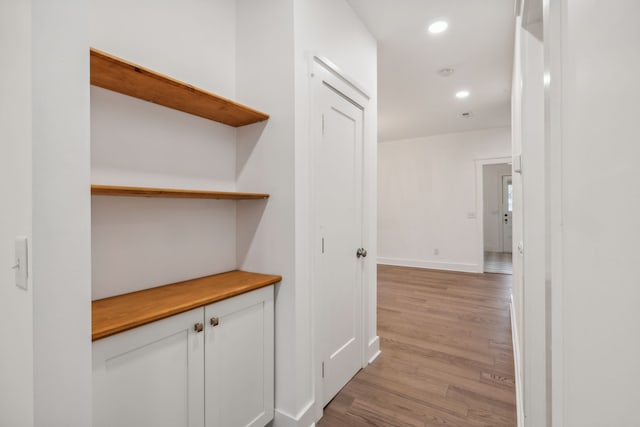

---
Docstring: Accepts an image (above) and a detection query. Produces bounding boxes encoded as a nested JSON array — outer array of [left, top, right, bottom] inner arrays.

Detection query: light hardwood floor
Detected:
[[318, 265, 517, 427], [484, 252, 513, 275]]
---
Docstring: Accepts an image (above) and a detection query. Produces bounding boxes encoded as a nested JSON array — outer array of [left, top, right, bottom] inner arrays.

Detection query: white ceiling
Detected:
[[346, 0, 515, 142]]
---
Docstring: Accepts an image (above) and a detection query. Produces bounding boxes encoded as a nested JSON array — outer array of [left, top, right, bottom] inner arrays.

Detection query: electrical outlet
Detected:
[[434, 248, 439, 255]]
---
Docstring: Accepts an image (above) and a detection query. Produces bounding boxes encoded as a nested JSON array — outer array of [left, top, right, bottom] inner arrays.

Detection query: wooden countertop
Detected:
[[92, 270, 281, 341]]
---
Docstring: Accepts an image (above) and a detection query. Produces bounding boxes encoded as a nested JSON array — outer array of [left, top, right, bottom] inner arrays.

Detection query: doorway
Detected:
[[482, 163, 513, 274], [310, 57, 370, 411]]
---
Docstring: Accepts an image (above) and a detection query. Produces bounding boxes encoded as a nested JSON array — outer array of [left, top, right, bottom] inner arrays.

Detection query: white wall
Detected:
[[89, 0, 236, 100], [2, 2, 92, 424], [0, 1, 33, 425], [235, 0, 298, 424], [294, 0, 378, 424], [546, 1, 640, 425], [32, 0, 92, 425], [378, 127, 511, 273], [483, 163, 512, 252], [237, 1, 377, 425], [89, 0, 239, 298], [516, 1, 640, 425]]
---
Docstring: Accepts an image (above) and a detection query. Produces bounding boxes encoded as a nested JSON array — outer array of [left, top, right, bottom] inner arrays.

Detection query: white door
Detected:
[[316, 81, 364, 406], [204, 286, 274, 427], [93, 308, 205, 427], [502, 175, 513, 253]]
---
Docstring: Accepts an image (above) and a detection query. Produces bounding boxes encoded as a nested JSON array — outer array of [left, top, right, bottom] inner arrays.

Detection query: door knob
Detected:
[[194, 323, 204, 333], [356, 248, 368, 258]]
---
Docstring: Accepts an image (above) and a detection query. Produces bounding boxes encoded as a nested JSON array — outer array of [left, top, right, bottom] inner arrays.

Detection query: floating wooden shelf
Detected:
[[90, 48, 269, 127], [91, 185, 269, 200], [92, 270, 281, 341]]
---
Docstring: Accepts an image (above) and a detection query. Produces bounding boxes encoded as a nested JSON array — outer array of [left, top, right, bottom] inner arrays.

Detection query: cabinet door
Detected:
[[93, 308, 205, 427], [205, 286, 274, 427]]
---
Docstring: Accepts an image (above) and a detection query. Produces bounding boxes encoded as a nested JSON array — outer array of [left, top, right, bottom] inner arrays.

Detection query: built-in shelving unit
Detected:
[[92, 270, 281, 341], [89, 48, 277, 348], [91, 184, 269, 200], [90, 47, 269, 127], [90, 43, 277, 427]]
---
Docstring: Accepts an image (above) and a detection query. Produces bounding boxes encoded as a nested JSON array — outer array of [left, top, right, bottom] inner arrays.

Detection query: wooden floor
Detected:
[[484, 252, 513, 275], [318, 265, 516, 427]]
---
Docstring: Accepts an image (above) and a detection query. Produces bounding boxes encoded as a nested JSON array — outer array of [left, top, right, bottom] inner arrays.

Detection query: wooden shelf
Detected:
[[91, 185, 269, 200], [90, 48, 269, 127], [92, 270, 281, 341]]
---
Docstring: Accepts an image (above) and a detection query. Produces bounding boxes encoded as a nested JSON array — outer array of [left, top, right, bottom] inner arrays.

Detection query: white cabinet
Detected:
[[92, 286, 274, 427], [93, 308, 205, 427], [205, 285, 274, 427]]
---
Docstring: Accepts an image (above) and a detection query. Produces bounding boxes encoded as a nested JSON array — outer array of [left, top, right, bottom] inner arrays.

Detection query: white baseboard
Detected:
[[274, 400, 316, 427], [377, 257, 480, 273], [367, 335, 381, 364], [510, 294, 524, 427]]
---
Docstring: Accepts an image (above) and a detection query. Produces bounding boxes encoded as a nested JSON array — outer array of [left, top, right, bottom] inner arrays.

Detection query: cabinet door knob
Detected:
[[194, 322, 204, 333], [210, 317, 220, 327]]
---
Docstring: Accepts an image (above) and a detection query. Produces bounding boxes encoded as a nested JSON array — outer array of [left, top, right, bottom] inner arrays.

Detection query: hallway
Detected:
[[318, 265, 517, 427]]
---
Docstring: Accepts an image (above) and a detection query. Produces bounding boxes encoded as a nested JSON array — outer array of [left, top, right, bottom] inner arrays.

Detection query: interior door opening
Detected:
[[482, 163, 513, 274]]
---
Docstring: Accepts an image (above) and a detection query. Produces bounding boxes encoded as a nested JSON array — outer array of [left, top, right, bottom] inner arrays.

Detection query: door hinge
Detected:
[[322, 237, 325, 254], [322, 362, 325, 378]]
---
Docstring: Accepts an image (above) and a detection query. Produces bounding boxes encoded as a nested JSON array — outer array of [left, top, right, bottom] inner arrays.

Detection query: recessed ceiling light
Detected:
[[428, 21, 448, 34], [437, 68, 455, 77], [455, 90, 470, 99]]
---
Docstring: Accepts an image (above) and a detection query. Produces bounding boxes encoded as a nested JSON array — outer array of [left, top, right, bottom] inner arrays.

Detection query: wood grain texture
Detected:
[[318, 265, 517, 427], [90, 48, 269, 127], [91, 185, 269, 200], [92, 270, 281, 341]]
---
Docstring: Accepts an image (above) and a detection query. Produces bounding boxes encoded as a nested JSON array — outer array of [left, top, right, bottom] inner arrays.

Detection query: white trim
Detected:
[[274, 400, 316, 427], [475, 157, 513, 273], [367, 336, 381, 364], [378, 257, 479, 274], [312, 55, 370, 101], [544, 0, 564, 424], [511, 295, 525, 427]]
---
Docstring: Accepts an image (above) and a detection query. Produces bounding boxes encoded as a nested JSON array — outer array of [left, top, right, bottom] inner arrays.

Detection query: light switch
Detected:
[[14, 236, 28, 290]]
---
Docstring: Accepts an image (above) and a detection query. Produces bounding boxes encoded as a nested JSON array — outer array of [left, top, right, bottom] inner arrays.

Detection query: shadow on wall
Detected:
[[236, 120, 268, 176]]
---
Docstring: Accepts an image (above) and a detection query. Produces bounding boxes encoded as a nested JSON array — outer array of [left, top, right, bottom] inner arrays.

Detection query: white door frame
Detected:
[[308, 55, 371, 422], [475, 157, 512, 272], [501, 174, 513, 253]]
